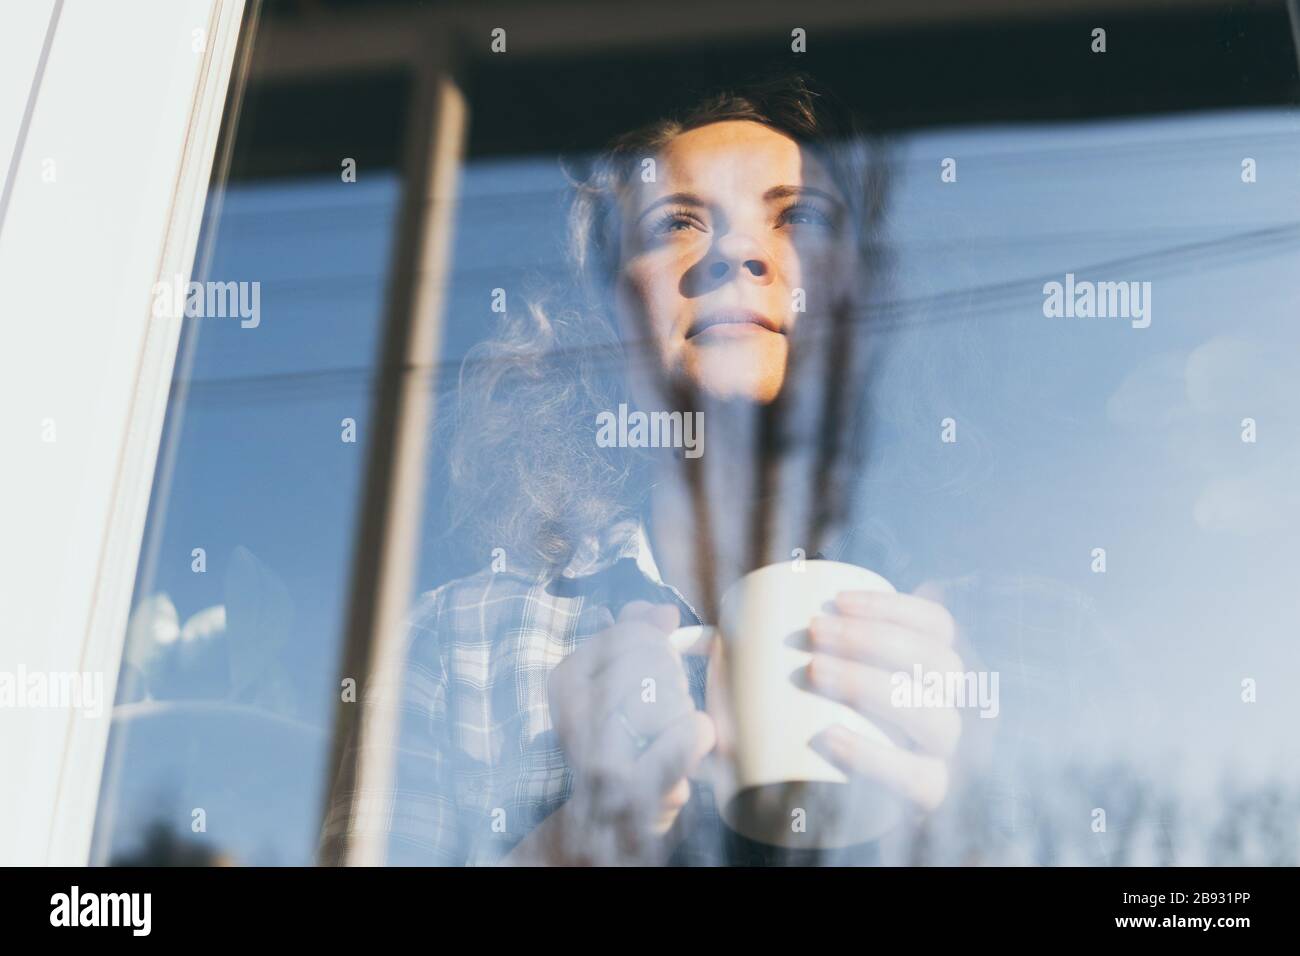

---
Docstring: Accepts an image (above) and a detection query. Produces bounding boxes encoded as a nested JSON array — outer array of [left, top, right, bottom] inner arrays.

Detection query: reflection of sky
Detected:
[[875, 109, 1300, 794], [94, 177, 399, 866], [96, 108, 1300, 865]]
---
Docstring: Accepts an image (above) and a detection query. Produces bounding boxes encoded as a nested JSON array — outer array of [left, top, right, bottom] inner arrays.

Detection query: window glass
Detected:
[[96, 0, 1300, 867], [91, 53, 407, 865]]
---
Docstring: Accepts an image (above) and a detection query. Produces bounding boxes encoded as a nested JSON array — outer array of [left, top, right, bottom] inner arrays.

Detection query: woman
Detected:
[[324, 72, 966, 866]]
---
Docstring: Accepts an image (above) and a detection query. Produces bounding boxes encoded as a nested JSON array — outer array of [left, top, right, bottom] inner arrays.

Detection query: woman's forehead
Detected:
[[629, 120, 840, 204]]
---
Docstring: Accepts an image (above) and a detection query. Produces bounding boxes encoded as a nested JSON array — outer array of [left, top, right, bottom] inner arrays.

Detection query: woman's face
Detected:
[[615, 120, 857, 404]]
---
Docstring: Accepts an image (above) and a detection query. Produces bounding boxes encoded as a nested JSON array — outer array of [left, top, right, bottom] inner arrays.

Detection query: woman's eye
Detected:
[[649, 208, 703, 237], [779, 203, 834, 228]]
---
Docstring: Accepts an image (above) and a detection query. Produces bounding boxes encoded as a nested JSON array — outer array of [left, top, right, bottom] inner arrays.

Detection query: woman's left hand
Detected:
[[806, 587, 964, 814]]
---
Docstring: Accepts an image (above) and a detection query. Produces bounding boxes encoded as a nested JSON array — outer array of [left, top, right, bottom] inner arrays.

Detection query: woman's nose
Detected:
[[708, 233, 772, 283], [707, 258, 767, 280]]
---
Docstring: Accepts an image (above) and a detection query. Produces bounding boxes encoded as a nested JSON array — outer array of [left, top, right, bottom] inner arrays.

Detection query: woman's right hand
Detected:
[[528, 600, 715, 865]]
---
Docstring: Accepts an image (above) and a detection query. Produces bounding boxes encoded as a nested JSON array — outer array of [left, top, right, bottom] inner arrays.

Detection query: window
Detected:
[[87, 0, 1300, 866]]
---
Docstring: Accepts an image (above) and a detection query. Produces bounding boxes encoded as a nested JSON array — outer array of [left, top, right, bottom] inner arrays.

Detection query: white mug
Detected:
[[669, 559, 905, 848]]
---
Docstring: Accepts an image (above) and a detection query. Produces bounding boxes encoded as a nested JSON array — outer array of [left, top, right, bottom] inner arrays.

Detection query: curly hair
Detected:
[[448, 72, 891, 578]]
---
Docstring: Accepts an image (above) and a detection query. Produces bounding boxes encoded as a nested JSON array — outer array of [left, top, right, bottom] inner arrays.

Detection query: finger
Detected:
[[584, 709, 708, 827], [582, 662, 697, 772], [559, 658, 676, 766], [911, 580, 948, 607], [589, 630, 689, 686], [634, 710, 715, 800], [664, 777, 692, 810], [833, 590, 956, 645], [551, 619, 691, 755], [806, 654, 962, 759], [598, 662, 696, 740], [583, 706, 715, 838], [619, 600, 681, 633], [582, 602, 684, 673], [562, 612, 682, 687], [651, 777, 695, 835], [587, 634, 695, 733], [814, 724, 950, 813], [809, 615, 964, 674]]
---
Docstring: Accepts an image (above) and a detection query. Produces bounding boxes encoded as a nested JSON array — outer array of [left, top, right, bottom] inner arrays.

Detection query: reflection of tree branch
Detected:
[[111, 820, 236, 867], [881, 759, 1300, 866]]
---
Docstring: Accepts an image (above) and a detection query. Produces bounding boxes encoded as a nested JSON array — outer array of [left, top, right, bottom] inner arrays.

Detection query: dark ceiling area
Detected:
[[226, 71, 410, 180], [464, 4, 1299, 156], [226, 0, 1299, 180]]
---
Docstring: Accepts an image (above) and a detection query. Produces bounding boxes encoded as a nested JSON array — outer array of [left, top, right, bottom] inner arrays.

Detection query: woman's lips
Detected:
[[686, 310, 784, 339]]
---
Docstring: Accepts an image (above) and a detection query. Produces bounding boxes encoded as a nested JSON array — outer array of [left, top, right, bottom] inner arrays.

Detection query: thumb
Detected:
[[618, 599, 680, 635]]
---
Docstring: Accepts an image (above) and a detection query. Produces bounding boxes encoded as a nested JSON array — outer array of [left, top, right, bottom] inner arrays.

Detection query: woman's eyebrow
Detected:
[[631, 186, 844, 229], [633, 191, 707, 228], [764, 185, 843, 206]]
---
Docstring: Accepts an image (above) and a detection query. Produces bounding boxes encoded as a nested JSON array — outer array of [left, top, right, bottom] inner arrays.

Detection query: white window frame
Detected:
[[0, 0, 247, 866]]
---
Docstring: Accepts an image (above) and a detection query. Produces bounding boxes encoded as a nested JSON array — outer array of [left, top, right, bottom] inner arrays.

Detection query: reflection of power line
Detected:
[[886, 223, 1297, 248], [179, 222, 1300, 405], [868, 221, 1300, 328], [206, 194, 553, 239], [208, 204, 399, 234], [203, 190, 554, 233], [894, 124, 1300, 171], [180, 366, 386, 406], [186, 273, 387, 299]]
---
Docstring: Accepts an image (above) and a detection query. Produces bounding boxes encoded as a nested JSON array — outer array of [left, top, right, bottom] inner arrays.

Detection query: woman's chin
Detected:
[[684, 338, 788, 404]]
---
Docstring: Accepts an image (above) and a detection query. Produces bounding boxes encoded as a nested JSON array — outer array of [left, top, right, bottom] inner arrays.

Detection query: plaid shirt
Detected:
[[320, 521, 879, 866]]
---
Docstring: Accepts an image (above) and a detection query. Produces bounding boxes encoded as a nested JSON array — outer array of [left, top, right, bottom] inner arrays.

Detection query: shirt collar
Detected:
[[630, 520, 669, 587], [551, 517, 656, 582]]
